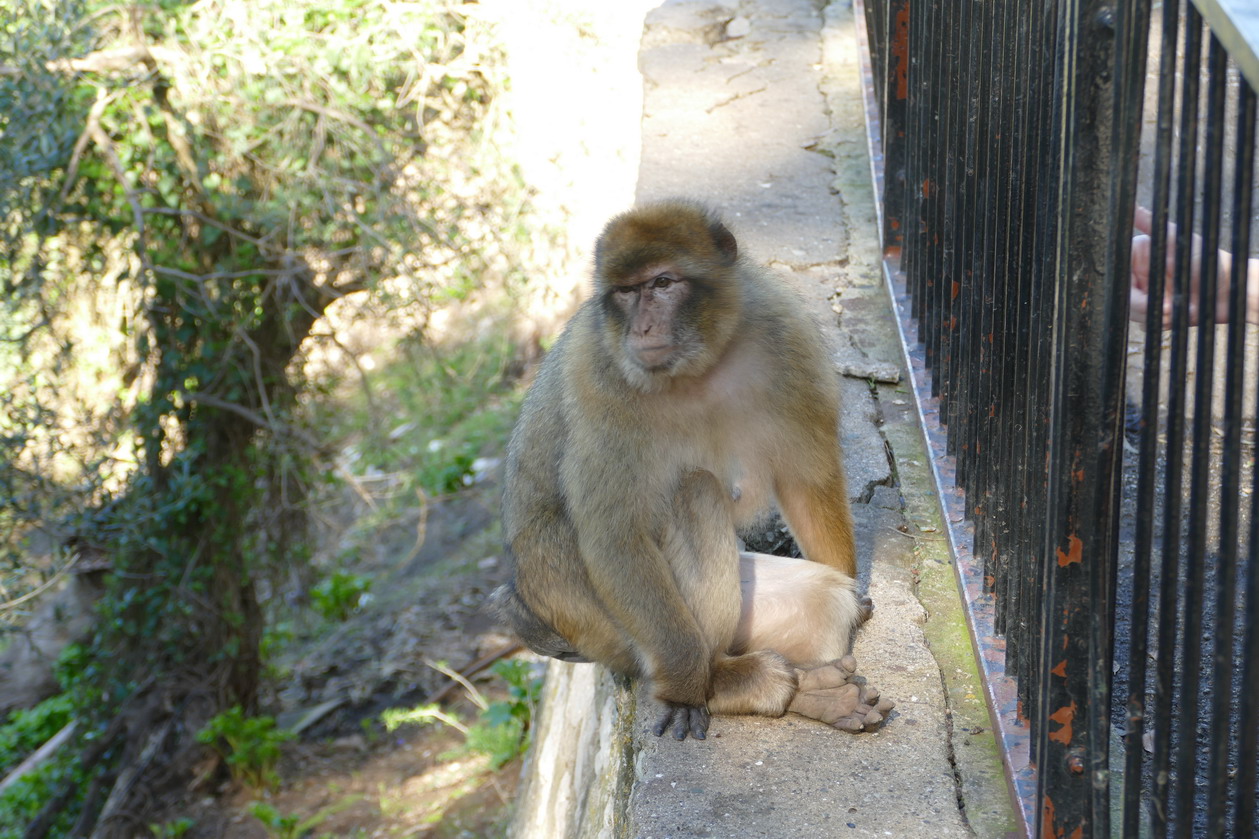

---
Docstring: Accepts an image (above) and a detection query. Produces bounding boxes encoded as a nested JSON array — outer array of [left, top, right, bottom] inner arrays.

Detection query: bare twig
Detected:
[[423, 658, 488, 711], [421, 643, 525, 706], [0, 723, 77, 796], [401, 487, 430, 567], [84, 89, 154, 284], [140, 207, 269, 247], [0, 554, 78, 614], [182, 391, 323, 452], [58, 91, 116, 204]]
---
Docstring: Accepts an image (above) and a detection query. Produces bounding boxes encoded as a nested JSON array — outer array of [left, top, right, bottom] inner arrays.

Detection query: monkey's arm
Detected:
[[561, 454, 715, 710], [578, 523, 712, 699], [776, 471, 857, 578], [770, 366, 859, 579]]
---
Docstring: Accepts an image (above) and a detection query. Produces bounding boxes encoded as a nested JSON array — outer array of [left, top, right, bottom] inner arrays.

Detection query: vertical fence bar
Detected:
[[1190, 33, 1230, 836], [1154, 6, 1202, 831], [1205, 64, 1256, 839], [882, 0, 909, 253], [1226, 80, 1257, 839], [1034, 0, 1138, 829], [1122, 0, 1179, 832]]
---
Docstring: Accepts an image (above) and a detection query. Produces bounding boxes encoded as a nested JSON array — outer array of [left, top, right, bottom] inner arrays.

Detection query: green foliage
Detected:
[[310, 570, 371, 621], [196, 707, 293, 790], [149, 818, 195, 838], [463, 659, 543, 768], [0, 694, 73, 770], [0, 748, 81, 839], [0, 696, 80, 838], [248, 795, 362, 839], [383, 659, 542, 770], [462, 715, 525, 771], [247, 802, 303, 839]]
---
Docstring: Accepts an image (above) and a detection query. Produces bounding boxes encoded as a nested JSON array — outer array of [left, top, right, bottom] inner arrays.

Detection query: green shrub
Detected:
[[195, 707, 293, 790], [310, 571, 372, 621]]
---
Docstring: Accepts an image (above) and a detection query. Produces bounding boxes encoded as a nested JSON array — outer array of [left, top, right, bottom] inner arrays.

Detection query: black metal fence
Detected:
[[856, 0, 1259, 836]]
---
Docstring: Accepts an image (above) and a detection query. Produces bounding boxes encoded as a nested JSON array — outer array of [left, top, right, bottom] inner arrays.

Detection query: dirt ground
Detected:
[[155, 467, 532, 838]]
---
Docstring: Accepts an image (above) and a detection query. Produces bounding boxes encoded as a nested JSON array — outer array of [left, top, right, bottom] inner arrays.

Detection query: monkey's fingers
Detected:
[[652, 702, 711, 741], [856, 595, 874, 626]]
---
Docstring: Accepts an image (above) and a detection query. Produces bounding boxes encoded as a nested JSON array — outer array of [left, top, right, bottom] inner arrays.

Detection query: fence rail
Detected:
[[856, 0, 1259, 836]]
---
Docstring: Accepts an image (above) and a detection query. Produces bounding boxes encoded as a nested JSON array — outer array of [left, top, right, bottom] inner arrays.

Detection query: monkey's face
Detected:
[[593, 201, 744, 389], [606, 266, 701, 375]]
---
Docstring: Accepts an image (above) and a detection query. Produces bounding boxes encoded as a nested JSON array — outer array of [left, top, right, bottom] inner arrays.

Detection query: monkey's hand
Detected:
[[857, 594, 874, 626], [651, 702, 712, 741], [787, 656, 895, 733]]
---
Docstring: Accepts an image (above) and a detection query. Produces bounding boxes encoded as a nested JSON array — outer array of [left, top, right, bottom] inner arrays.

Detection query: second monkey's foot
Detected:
[[787, 655, 894, 733]]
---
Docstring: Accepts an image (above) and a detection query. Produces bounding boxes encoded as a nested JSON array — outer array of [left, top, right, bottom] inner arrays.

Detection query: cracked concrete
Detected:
[[507, 1, 1018, 837]]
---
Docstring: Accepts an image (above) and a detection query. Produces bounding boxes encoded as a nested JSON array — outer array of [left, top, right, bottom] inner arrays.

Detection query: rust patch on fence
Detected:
[[1047, 702, 1076, 745], [1056, 534, 1083, 567], [891, 2, 909, 100]]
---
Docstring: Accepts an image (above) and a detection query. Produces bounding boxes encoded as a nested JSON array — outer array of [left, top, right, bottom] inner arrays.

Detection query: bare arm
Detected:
[[1130, 206, 1259, 327]]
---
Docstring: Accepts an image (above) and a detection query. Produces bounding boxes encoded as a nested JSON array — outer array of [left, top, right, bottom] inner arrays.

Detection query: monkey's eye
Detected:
[[613, 285, 637, 297], [649, 276, 674, 290]]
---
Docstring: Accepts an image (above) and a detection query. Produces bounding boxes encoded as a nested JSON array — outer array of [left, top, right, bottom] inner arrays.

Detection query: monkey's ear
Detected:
[[709, 219, 738, 266]]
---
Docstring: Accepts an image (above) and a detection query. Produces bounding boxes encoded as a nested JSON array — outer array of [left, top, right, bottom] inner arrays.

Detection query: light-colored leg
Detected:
[[731, 551, 862, 665]]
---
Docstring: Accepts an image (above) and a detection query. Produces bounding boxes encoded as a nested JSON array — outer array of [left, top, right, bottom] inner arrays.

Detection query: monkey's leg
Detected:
[[730, 552, 894, 733], [732, 552, 861, 663]]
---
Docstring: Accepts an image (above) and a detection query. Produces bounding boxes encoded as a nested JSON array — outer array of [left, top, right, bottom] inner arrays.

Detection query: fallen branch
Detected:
[[421, 642, 524, 706], [22, 716, 124, 839], [0, 45, 182, 78], [0, 722, 77, 797], [89, 719, 173, 839]]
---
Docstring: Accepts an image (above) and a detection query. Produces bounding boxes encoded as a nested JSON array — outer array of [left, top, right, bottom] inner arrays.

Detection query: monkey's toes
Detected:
[[652, 702, 711, 741], [787, 658, 895, 733]]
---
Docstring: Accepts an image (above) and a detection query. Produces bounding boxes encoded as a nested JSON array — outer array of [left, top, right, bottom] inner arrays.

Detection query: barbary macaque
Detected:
[[490, 200, 892, 739]]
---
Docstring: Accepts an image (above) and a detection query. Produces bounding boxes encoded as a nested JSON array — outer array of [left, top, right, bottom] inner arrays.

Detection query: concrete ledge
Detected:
[[511, 663, 636, 838]]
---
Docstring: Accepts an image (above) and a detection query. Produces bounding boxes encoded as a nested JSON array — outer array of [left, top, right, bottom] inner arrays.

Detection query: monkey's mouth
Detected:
[[634, 344, 677, 369]]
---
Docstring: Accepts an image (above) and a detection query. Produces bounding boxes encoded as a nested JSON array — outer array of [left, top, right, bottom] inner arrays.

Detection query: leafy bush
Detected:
[[196, 707, 293, 790], [149, 818, 195, 839], [0, 694, 74, 771], [463, 659, 543, 768], [310, 570, 372, 621], [381, 658, 543, 769]]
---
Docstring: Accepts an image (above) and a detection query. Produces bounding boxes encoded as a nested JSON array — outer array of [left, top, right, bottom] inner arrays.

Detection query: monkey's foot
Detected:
[[787, 655, 894, 733], [652, 702, 711, 741]]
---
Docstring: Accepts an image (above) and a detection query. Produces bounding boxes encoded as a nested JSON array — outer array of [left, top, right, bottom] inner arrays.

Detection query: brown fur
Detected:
[[491, 201, 882, 738]]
